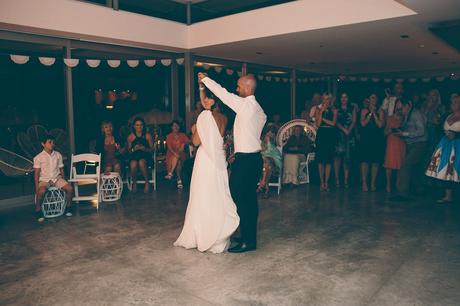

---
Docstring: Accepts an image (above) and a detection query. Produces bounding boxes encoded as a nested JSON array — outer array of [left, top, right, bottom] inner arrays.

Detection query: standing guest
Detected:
[[315, 94, 338, 191], [282, 126, 313, 187], [165, 120, 191, 189], [383, 99, 406, 193], [381, 82, 404, 117], [392, 100, 428, 201], [426, 93, 460, 203], [199, 72, 266, 253], [422, 89, 445, 153], [358, 94, 385, 192], [95, 120, 122, 174], [334, 93, 356, 188], [126, 117, 154, 193], [306, 93, 323, 123], [258, 125, 282, 198], [34, 135, 73, 222], [267, 113, 283, 132], [300, 99, 311, 121]]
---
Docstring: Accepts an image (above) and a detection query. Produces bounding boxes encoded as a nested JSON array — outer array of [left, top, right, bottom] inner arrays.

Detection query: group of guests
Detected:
[[32, 84, 459, 223], [93, 118, 191, 193], [296, 83, 460, 202]]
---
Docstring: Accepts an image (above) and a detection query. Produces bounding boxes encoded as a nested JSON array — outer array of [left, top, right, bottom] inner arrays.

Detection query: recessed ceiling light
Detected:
[[255, 52, 263, 55], [432, 51, 439, 55], [400, 34, 410, 39], [419, 44, 425, 48]]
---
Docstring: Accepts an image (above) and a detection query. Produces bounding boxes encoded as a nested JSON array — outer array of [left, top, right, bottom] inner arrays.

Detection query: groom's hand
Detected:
[[198, 72, 208, 83]]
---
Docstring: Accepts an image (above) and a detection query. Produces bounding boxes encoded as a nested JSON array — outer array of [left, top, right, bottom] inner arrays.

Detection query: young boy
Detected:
[[33, 135, 73, 222]]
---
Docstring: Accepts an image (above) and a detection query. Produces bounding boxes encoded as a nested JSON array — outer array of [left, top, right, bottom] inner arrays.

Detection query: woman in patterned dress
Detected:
[[426, 93, 460, 203]]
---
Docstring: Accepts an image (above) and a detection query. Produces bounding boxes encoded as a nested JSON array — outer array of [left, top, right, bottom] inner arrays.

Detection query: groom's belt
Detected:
[[235, 151, 261, 156]]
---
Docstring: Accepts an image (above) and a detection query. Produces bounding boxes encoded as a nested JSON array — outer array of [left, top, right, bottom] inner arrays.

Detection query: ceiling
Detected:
[[191, 0, 460, 76], [80, 0, 293, 24]]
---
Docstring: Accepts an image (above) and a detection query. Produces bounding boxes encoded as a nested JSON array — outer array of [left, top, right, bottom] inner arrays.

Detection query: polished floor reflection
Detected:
[[1, 184, 460, 305]]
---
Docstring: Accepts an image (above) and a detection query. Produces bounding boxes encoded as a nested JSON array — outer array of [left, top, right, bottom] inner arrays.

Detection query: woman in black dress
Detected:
[[358, 94, 385, 191], [315, 94, 338, 191], [334, 93, 356, 188], [126, 117, 154, 193]]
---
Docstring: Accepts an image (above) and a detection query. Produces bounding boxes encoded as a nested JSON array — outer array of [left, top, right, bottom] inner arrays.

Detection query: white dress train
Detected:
[[174, 111, 239, 253]]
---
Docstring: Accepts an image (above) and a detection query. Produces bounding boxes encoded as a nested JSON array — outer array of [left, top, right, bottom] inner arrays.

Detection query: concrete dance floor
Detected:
[[1, 184, 460, 305]]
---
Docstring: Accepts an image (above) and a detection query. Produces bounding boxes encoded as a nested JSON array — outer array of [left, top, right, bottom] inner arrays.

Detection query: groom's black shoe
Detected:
[[231, 236, 243, 244], [228, 243, 256, 253]]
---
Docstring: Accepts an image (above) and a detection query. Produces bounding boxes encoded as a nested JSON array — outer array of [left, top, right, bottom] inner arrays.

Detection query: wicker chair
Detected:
[[273, 119, 317, 193], [0, 147, 34, 177]]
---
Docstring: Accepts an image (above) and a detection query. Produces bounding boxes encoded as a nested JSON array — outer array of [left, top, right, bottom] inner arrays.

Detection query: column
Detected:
[[290, 69, 297, 119], [64, 44, 75, 154]]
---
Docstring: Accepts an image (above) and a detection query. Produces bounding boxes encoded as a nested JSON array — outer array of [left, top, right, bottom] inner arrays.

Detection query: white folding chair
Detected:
[[68, 153, 101, 209], [126, 151, 157, 191], [299, 152, 316, 184], [267, 146, 283, 195]]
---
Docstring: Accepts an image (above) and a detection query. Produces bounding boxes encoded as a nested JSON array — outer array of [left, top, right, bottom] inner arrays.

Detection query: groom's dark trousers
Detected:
[[230, 152, 263, 247]]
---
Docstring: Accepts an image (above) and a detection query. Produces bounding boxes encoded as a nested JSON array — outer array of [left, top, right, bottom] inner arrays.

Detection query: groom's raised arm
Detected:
[[201, 77, 243, 113]]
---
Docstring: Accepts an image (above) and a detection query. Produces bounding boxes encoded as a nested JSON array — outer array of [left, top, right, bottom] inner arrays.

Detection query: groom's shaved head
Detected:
[[237, 74, 257, 97]]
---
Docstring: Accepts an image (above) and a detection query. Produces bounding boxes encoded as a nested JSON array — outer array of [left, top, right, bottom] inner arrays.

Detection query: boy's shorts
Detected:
[[38, 178, 69, 189]]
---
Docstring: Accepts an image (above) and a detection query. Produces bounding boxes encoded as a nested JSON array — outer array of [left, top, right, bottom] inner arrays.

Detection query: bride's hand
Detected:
[[197, 72, 207, 83], [191, 124, 197, 134]]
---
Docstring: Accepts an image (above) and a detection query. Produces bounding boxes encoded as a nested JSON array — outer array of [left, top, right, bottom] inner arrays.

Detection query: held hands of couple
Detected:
[[197, 72, 208, 83]]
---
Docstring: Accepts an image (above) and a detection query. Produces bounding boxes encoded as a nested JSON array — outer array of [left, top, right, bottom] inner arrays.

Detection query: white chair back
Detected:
[[69, 153, 101, 208], [70, 153, 101, 180], [276, 119, 317, 149]]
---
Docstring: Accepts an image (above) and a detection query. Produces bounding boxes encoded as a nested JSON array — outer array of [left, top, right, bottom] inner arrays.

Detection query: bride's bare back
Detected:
[[212, 110, 228, 138]]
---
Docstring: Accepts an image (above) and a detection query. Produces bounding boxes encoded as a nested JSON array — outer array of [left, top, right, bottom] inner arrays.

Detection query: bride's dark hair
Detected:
[[204, 87, 222, 112]]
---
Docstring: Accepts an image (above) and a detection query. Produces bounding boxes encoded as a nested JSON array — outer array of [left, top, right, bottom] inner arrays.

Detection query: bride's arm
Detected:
[[191, 124, 201, 146]]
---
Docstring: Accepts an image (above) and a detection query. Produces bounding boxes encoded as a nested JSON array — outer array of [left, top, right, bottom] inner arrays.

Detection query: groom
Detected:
[[198, 72, 267, 253]]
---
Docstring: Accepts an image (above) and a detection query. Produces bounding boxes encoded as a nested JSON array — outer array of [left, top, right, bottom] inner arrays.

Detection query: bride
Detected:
[[173, 79, 239, 253]]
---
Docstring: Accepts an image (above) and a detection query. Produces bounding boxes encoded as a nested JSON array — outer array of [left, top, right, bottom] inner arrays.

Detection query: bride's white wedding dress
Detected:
[[174, 110, 239, 253]]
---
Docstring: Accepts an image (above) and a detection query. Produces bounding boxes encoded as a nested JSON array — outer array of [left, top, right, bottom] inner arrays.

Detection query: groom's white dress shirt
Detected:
[[202, 77, 267, 153]]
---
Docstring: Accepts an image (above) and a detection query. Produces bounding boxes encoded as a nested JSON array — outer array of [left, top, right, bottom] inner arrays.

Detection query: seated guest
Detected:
[[95, 120, 122, 174], [426, 93, 460, 203], [316, 93, 338, 191], [257, 125, 282, 198], [127, 117, 154, 193], [165, 120, 190, 189], [224, 129, 235, 166], [283, 125, 313, 186], [34, 135, 73, 222], [384, 99, 406, 193], [267, 113, 283, 132]]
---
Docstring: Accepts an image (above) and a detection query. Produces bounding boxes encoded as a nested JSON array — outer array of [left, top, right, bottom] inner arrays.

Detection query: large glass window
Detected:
[[247, 66, 291, 123], [0, 51, 66, 200], [72, 58, 172, 152]]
